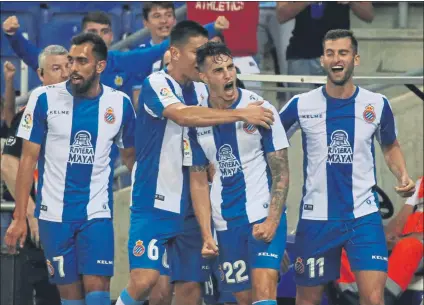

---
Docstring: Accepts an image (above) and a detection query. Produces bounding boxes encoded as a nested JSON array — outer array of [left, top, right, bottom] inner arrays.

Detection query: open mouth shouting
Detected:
[[224, 81, 235, 93], [331, 65, 344, 74]]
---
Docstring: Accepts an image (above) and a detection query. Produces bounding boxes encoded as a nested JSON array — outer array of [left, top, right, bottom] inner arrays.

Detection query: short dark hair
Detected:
[[212, 32, 226, 44], [170, 20, 208, 47], [196, 41, 233, 71], [82, 11, 112, 30], [143, 2, 175, 20], [71, 32, 108, 61], [323, 29, 358, 54]]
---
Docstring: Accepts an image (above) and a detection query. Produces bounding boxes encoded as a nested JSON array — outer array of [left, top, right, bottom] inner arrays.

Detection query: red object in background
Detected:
[[186, 1, 259, 57]]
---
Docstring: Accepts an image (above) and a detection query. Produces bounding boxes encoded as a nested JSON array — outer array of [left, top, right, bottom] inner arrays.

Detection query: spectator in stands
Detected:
[[1, 46, 68, 305], [1, 62, 17, 202], [257, 1, 294, 104], [3, 12, 171, 98], [186, 1, 262, 94], [276, 2, 374, 94], [140, 2, 176, 71], [337, 177, 424, 305], [131, 3, 229, 111], [131, 2, 177, 109]]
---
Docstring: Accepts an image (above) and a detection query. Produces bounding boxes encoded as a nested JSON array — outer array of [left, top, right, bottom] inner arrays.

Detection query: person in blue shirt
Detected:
[[2, 11, 226, 99], [5, 33, 136, 305], [131, 2, 177, 107]]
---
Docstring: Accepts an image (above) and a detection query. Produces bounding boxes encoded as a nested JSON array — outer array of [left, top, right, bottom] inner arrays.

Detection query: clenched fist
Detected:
[[3, 16, 20, 35], [214, 16, 230, 31], [3, 61, 16, 80]]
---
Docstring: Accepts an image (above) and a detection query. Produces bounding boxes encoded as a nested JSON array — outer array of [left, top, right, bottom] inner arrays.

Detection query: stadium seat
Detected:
[[39, 2, 125, 41], [124, 2, 145, 35], [38, 19, 81, 50]]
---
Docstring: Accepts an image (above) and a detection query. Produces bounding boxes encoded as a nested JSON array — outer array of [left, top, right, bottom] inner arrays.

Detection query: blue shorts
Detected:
[[293, 212, 388, 286], [203, 256, 237, 305], [216, 214, 287, 293], [128, 213, 206, 282], [168, 222, 209, 283], [38, 218, 114, 285], [128, 213, 173, 275]]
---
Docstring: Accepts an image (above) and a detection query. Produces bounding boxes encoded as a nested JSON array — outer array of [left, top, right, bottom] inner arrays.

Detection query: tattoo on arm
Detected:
[[267, 149, 290, 224], [190, 165, 209, 172]]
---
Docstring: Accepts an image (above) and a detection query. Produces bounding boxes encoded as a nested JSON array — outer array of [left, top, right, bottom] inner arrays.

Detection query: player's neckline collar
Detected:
[[207, 87, 242, 109], [322, 85, 359, 102], [65, 80, 104, 100]]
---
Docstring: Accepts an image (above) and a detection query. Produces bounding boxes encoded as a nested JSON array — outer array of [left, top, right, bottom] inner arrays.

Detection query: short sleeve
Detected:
[[259, 102, 290, 153], [115, 96, 136, 149], [183, 127, 208, 167], [376, 97, 397, 146], [2, 111, 24, 158], [279, 96, 300, 139], [16, 89, 48, 145], [140, 74, 182, 119]]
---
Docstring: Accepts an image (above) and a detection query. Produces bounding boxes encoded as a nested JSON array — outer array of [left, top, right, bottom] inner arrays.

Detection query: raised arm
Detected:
[[276, 2, 311, 23], [348, 2, 374, 23], [3, 16, 41, 71], [3, 61, 16, 127]]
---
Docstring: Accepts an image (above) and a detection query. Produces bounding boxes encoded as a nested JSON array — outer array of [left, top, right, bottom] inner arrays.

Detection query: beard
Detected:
[[327, 62, 355, 86], [70, 71, 98, 96]]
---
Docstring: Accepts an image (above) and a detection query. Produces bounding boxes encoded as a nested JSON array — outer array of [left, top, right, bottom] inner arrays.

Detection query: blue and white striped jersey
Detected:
[[131, 70, 208, 230], [17, 81, 136, 222], [280, 86, 397, 221], [185, 88, 289, 231]]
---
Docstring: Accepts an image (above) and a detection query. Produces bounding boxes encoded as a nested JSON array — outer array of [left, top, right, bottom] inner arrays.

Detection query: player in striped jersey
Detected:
[[5, 33, 136, 305], [187, 42, 290, 305], [279, 29, 415, 305], [117, 21, 274, 305]]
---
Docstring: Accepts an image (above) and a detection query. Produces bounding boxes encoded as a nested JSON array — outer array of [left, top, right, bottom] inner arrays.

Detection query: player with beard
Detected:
[[5, 33, 136, 305], [279, 29, 415, 305]]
